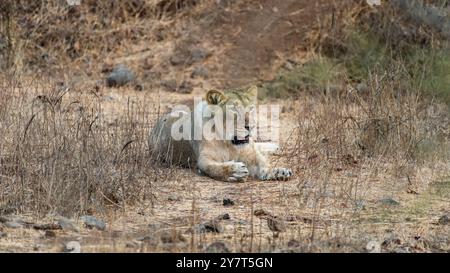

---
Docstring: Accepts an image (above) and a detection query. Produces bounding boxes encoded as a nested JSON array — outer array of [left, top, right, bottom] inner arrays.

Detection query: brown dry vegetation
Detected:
[[0, 0, 450, 253]]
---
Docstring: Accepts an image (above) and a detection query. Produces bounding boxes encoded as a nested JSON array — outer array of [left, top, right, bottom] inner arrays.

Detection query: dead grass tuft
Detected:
[[0, 75, 171, 217]]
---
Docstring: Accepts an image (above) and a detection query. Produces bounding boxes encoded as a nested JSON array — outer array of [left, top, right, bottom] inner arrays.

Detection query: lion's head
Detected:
[[204, 86, 258, 145]]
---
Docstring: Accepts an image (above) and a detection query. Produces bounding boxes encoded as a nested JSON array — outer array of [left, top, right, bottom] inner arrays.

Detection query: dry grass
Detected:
[[0, 74, 167, 216], [0, 0, 208, 77]]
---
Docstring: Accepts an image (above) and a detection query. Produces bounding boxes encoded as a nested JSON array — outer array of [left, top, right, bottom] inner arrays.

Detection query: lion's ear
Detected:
[[246, 85, 258, 98], [206, 90, 227, 105]]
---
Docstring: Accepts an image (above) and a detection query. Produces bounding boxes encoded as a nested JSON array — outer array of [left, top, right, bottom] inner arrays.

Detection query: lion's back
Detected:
[[149, 113, 197, 168]]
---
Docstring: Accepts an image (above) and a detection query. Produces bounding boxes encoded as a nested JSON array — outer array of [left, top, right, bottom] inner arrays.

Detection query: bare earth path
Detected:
[[209, 0, 333, 87]]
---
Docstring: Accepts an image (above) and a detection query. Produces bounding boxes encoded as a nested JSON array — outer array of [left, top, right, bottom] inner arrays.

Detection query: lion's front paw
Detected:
[[227, 161, 249, 183], [259, 168, 293, 181], [273, 168, 293, 181]]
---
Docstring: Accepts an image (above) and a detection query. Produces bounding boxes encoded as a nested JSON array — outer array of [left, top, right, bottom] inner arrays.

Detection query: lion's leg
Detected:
[[197, 156, 249, 182]]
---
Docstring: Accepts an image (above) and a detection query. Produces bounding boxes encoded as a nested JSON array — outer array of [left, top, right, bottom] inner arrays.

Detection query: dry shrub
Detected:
[[357, 0, 450, 51], [0, 75, 170, 216], [356, 76, 424, 158], [0, 0, 16, 70], [305, 0, 450, 106], [314, 0, 450, 58], [0, 0, 205, 75], [288, 67, 448, 171], [277, 64, 449, 248]]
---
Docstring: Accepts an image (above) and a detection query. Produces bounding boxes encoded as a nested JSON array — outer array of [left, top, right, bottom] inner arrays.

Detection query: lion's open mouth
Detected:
[[232, 135, 250, 145]]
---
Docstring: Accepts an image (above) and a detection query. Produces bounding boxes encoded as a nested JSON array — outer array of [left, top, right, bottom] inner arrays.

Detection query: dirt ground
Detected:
[[200, 0, 337, 87], [1, 0, 450, 253]]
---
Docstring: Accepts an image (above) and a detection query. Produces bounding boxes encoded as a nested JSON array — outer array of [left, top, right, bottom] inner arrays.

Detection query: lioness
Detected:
[[149, 86, 293, 182]]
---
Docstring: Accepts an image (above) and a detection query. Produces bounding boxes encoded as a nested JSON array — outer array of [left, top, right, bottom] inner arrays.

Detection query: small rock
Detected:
[[283, 61, 295, 71], [134, 83, 144, 91], [125, 241, 139, 248], [167, 195, 181, 202], [216, 0, 235, 8], [1, 216, 32, 229], [137, 235, 159, 247], [205, 242, 230, 253], [33, 244, 44, 251], [44, 230, 56, 238], [267, 216, 286, 233], [106, 65, 136, 87], [223, 198, 235, 207], [101, 63, 114, 73], [393, 247, 411, 253], [382, 236, 401, 248], [198, 220, 223, 233], [322, 191, 335, 198], [284, 215, 312, 224], [80, 215, 106, 231], [4, 221, 24, 229], [57, 217, 78, 231], [137, 235, 153, 241], [438, 215, 450, 225], [287, 239, 301, 248], [0, 206, 18, 215], [160, 230, 186, 244], [170, 54, 186, 66], [216, 213, 230, 220], [0, 232, 6, 238], [141, 58, 154, 70], [41, 52, 50, 61], [191, 66, 209, 78], [161, 79, 178, 92], [366, 0, 381, 7], [284, 59, 298, 71], [366, 240, 381, 253], [354, 200, 367, 210], [33, 223, 62, 231], [300, 217, 313, 224], [190, 47, 211, 62], [254, 209, 271, 218], [178, 81, 193, 94], [285, 215, 298, 222], [237, 219, 248, 225], [64, 241, 81, 253], [379, 198, 400, 206], [143, 70, 162, 82]]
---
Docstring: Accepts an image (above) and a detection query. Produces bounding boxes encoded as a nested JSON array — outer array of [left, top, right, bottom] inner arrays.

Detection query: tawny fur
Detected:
[[149, 86, 293, 182]]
